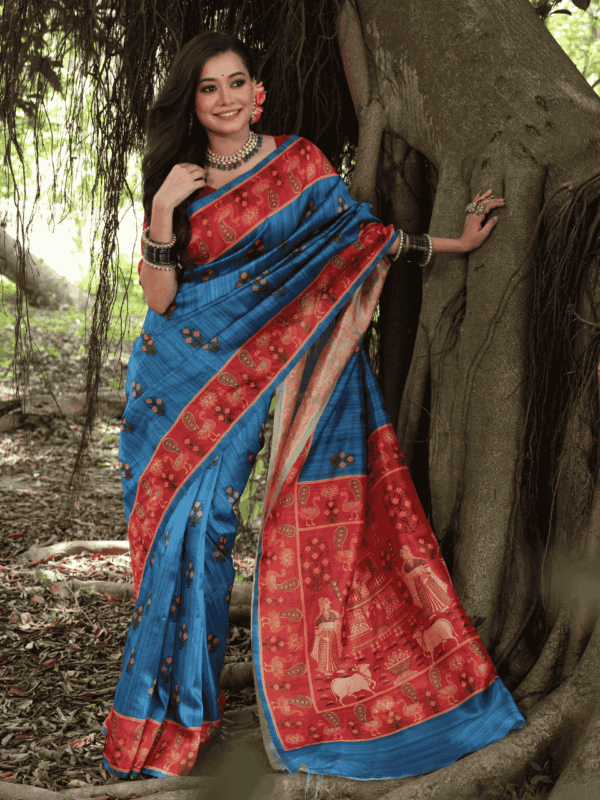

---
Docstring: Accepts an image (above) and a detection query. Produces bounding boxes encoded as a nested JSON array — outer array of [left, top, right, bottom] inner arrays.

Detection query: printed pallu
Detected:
[[102, 135, 525, 780]]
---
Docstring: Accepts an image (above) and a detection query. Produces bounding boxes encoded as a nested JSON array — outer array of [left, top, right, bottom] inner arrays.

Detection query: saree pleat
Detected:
[[102, 135, 525, 780]]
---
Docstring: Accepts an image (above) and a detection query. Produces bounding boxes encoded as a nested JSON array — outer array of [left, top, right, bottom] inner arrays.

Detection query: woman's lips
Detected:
[[216, 109, 241, 118]]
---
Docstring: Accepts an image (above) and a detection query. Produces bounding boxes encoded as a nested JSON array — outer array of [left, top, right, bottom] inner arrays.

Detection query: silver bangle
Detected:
[[142, 256, 178, 272], [391, 229, 405, 262], [420, 234, 433, 267], [142, 228, 176, 247]]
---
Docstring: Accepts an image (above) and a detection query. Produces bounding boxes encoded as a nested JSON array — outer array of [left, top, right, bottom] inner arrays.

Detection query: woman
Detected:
[[102, 31, 525, 781]]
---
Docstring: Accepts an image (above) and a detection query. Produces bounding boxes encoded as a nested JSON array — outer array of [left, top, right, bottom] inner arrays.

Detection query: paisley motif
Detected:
[[324, 711, 340, 727], [283, 662, 307, 678], [163, 438, 182, 455], [298, 485, 310, 508], [239, 350, 259, 370], [280, 608, 302, 621], [219, 372, 240, 389], [333, 525, 348, 551], [276, 524, 296, 537], [288, 695, 312, 708], [276, 578, 299, 591], [287, 169, 302, 194], [182, 412, 201, 433], [192, 236, 211, 262], [218, 218, 236, 243]]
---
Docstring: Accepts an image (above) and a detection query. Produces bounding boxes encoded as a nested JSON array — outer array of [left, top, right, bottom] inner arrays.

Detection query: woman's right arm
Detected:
[[139, 162, 207, 314], [139, 197, 178, 315]]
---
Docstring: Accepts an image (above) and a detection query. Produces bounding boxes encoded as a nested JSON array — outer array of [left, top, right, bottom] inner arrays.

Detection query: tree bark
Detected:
[[342, 0, 600, 798], [0, 227, 93, 311]]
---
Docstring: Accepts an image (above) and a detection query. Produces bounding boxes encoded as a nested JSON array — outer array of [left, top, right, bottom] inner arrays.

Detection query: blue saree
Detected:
[[102, 134, 525, 779]]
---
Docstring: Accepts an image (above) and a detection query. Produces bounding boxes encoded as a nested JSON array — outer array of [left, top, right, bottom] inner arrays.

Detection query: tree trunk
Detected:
[[339, 0, 600, 797], [0, 227, 93, 311]]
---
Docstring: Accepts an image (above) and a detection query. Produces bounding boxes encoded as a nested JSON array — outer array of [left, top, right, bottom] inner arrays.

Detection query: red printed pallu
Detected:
[[102, 135, 525, 780]]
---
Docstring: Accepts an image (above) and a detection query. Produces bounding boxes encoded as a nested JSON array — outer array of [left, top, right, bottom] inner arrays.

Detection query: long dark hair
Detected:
[[142, 32, 257, 271]]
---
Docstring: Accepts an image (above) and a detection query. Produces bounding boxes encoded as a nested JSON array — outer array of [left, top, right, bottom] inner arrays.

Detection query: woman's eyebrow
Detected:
[[198, 71, 246, 83]]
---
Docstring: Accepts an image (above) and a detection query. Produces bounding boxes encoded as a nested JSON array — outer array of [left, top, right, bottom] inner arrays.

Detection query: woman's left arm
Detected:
[[387, 189, 505, 260]]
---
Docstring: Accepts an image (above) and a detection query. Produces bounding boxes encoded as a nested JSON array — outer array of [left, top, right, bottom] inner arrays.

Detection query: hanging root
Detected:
[[516, 170, 600, 563], [1, 0, 360, 516], [396, 321, 430, 467]]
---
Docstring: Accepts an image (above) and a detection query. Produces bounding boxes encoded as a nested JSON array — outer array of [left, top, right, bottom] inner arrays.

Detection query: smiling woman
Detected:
[[102, 29, 520, 786]]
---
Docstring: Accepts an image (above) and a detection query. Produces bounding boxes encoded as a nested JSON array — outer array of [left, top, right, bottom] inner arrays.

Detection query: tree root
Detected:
[[24, 540, 130, 565], [513, 610, 569, 711], [56, 775, 209, 799], [396, 321, 430, 468]]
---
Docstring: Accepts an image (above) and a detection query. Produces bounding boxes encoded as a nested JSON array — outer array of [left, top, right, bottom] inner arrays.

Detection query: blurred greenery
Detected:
[[239, 449, 266, 525], [538, 0, 600, 91]]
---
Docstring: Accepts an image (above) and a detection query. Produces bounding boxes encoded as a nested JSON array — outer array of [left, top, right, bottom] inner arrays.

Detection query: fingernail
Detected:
[[494, 216, 498, 221]]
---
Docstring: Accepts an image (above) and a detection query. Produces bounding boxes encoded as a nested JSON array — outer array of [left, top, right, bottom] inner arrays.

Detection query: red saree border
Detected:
[[102, 691, 225, 777], [128, 223, 394, 598], [256, 423, 498, 752], [185, 137, 335, 266]]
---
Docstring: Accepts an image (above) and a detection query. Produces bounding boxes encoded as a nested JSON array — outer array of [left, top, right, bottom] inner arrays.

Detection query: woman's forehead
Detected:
[[199, 51, 248, 80]]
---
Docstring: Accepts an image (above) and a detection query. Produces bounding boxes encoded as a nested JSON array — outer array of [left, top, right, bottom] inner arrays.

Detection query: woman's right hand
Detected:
[[154, 163, 207, 209]]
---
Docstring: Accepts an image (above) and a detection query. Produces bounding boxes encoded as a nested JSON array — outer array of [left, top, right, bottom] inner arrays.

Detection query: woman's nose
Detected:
[[219, 86, 234, 105]]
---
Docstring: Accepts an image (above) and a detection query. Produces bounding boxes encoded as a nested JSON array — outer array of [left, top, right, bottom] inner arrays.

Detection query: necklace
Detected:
[[206, 132, 263, 171]]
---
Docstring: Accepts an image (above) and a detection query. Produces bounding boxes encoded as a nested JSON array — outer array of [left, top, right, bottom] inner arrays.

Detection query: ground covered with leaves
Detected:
[[0, 305, 258, 793]]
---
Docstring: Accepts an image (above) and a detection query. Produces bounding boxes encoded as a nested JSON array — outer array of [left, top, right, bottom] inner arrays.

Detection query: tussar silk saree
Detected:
[[102, 135, 525, 780]]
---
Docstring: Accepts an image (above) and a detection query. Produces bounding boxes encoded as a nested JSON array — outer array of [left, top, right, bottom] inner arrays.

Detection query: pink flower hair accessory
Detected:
[[252, 82, 266, 124]]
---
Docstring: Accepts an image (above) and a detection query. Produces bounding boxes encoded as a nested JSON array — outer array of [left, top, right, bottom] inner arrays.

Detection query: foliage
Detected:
[[532, 0, 592, 20], [543, 0, 600, 89]]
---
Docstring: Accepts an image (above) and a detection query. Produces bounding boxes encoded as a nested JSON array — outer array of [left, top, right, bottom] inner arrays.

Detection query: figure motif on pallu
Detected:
[[102, 135, 525, 781]]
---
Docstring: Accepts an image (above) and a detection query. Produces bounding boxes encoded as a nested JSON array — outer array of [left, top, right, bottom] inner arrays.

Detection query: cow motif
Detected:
[[331, 663, 377, 704], [414, 619, 458, 660]]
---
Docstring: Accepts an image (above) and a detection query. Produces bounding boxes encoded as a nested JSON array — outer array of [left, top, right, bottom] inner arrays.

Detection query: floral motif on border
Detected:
[[257, 423, 499, 751], [102, 691, 225, 777]]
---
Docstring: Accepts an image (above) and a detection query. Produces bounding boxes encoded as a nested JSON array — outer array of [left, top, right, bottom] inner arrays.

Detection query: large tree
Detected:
[[2, 0, 600, 798]]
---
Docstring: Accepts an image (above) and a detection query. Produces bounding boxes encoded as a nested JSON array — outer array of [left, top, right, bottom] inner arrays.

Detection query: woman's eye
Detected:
[[232, 80, 246, 87], [199, 85, 216, 93]]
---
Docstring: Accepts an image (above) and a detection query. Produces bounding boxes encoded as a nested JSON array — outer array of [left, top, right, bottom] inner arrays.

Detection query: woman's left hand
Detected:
[[459, 189, 506, 252]]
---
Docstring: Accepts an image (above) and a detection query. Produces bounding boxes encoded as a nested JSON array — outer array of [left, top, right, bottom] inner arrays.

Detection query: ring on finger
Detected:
[[466, 201, 487, 215]]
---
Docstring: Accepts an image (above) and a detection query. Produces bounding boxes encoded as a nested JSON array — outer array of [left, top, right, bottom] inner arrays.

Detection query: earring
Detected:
[[188, 112, 193, 136], [251, 82, 266, 124]]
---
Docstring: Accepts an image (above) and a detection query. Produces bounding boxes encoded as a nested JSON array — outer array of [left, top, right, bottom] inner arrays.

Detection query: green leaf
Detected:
[[253, 456, 265, 478], [239, 496, 250, 524], [250, 501, 261, 521]]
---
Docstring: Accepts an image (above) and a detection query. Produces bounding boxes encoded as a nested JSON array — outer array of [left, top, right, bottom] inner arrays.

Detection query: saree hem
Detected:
[[252, 676, 525, 780]]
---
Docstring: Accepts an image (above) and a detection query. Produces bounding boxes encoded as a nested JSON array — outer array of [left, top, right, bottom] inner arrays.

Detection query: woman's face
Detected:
[[195, 51, 254, 138]]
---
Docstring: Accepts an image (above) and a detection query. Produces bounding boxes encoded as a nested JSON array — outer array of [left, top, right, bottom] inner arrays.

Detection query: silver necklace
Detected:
[[206, 132, 263, 171]]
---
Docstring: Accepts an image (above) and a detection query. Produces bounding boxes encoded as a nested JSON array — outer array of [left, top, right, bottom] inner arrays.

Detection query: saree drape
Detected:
[[102, 134, 525, 780]]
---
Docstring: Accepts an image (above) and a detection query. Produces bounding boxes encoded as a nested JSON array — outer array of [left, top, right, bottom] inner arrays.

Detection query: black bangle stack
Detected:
[[403, 233, 433, 267], [142, 229, 178, 272]]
